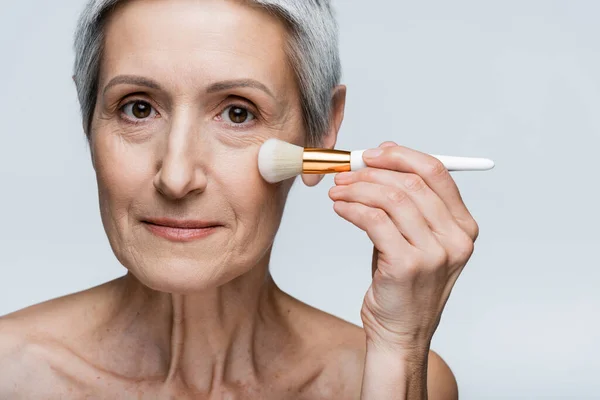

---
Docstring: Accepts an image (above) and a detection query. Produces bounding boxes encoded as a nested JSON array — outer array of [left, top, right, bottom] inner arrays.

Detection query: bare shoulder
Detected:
[[0, 316, 62, 398], [287, 302, 458, 399], [426, 349, 459, 400], [0, 314, 104, 399], [0, 318, 25, 397], [0, 279, 124, 398], [0, 276, 125, 345]]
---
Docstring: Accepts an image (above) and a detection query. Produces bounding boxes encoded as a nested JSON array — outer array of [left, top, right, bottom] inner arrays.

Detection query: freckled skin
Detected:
[[0, 0, 452, 398]]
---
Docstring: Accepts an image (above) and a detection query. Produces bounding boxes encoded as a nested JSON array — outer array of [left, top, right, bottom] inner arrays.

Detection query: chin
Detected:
[[109, 225, 273, 293], [123, 254, 243, 294]]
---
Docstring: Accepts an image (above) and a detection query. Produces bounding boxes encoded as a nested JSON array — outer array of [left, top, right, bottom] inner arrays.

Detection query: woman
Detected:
[[0, 0, 479, 398]]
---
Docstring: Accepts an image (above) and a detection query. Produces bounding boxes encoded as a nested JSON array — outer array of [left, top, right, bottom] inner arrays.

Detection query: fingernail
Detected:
[[363, 148, 383, 158]]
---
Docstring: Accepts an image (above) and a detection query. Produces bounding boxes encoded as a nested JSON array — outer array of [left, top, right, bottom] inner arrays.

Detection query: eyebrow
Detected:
[[103, 75, 162, 95], [206, 79, 275, 99], [103, 75, 276, 100]]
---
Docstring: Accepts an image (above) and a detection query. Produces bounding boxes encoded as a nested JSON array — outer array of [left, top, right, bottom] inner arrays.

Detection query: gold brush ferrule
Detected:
[[302, 148, 352, 174]]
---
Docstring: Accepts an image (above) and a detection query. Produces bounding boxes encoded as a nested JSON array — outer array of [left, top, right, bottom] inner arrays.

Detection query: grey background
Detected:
[[1, 0, 599, 398]]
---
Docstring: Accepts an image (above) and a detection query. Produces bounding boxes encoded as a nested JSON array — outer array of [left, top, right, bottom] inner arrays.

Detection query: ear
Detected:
[[72, 74, 96, 170], [72, 75, 79, 92], [302, 84, 347, 187], [89, 143, 96, 171]]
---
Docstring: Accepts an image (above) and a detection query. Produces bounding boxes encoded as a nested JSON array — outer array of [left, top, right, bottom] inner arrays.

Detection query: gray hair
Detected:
[[73, 0, 342, 145]]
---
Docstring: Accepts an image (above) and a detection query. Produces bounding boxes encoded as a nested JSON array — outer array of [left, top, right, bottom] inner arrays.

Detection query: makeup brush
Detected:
[[258, 138, 495, 183]]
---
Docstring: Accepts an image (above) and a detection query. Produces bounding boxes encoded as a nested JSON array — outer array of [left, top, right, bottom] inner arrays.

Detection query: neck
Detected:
[[101, 250, 295, 393]]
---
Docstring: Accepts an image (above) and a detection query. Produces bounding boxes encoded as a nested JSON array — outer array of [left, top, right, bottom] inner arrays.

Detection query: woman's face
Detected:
[[91, 0, 305, 292]]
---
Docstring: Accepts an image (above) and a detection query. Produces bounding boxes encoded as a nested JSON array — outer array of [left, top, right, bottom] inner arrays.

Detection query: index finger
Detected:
[[362, 144, 479, 240]]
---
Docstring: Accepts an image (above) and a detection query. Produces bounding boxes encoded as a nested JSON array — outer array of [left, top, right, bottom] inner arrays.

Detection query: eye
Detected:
[[121, 100, 157, 120], [220, 105, 255, 125]]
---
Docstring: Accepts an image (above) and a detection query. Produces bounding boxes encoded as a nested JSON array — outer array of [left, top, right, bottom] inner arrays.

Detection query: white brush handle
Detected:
[[350, 150, 495, 171], [350, 150, 368, 170]]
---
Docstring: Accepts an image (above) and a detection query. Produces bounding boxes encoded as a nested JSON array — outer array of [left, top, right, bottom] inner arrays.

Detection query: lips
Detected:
[[142, 218, 223, 242]]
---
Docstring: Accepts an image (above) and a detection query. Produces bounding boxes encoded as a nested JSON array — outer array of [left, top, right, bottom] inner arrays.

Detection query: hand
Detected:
[[329, 142, 479, 355]]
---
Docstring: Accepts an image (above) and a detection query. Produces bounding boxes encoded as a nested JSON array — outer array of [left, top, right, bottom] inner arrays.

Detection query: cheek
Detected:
[[214, 146, 287, 223], [92, 132, 154, 216]]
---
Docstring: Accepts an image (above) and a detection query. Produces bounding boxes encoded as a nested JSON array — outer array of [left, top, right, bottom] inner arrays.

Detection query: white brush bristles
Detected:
[[258, 139, 305, 183]]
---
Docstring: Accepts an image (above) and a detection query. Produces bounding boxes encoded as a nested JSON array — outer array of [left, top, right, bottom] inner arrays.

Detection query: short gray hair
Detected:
[[73, 0, 342, 145]]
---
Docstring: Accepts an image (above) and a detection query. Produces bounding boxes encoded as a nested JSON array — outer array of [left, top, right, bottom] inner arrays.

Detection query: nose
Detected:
[[154, 116, 208, 200]]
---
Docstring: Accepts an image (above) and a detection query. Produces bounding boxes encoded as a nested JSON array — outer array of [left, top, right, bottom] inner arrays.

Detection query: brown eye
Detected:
[[132, 101, 151, 118], [229, 107, 248, 123], [222, 105, 255, 125], [122, 100, 155, 120]]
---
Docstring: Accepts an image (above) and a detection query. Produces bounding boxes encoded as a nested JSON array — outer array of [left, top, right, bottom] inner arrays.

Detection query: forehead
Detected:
[[100, 0, 294, 94]]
